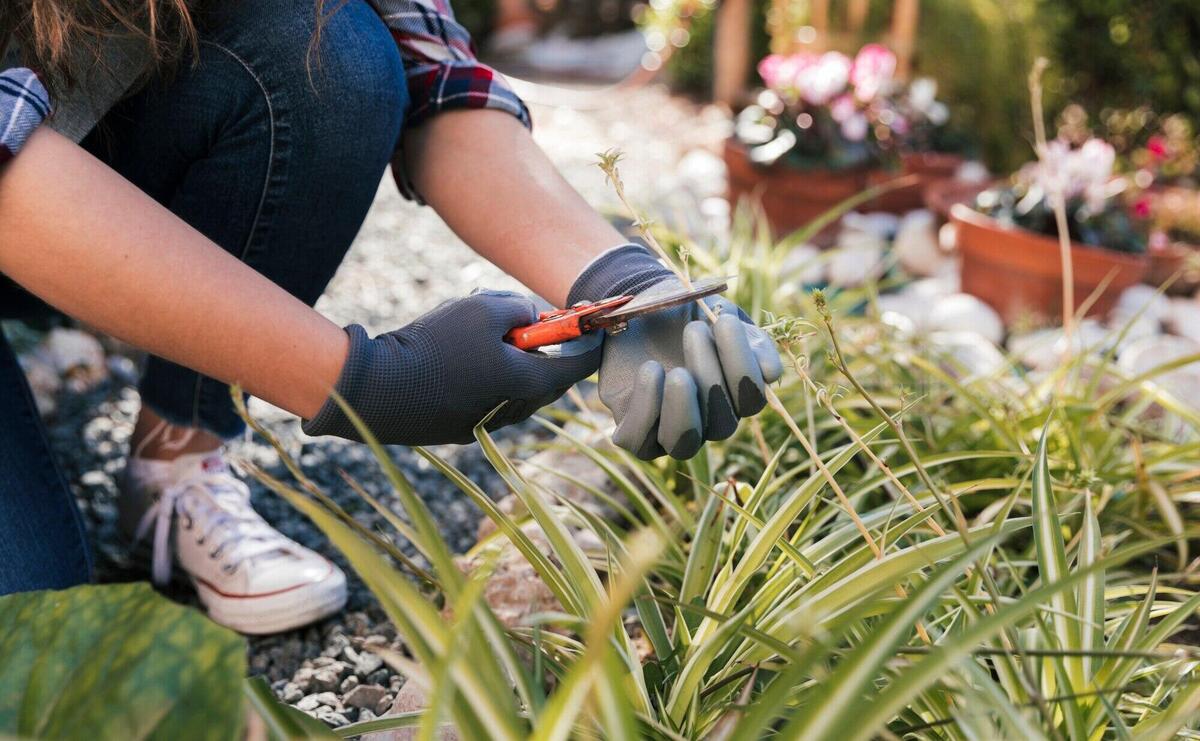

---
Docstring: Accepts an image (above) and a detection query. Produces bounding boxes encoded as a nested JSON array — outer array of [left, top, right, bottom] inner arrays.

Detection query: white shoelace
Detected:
[[134, 470, 297, 586]]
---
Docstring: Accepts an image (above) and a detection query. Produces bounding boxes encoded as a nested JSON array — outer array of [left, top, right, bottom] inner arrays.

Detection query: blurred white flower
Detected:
[[797, 51, 852, 105], [850, 44, 897, 103], [907, 77, 938, 112], [841, 113, 869, 142], [1027, 137, 1117, 212]]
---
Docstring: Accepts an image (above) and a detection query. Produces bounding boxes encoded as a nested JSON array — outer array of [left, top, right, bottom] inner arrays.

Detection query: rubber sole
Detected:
[[195, 566, 348, 635]]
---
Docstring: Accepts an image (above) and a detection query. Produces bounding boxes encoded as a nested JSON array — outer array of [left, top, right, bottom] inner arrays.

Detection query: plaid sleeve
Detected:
[[368, 0, 532, 201], [0, 69, 50, 166]]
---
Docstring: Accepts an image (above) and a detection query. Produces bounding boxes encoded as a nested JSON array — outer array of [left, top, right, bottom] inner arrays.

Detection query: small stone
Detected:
[[280, 683, 304, 704], [314, 691, 341, 708], [296, 694, 321, 712], [317, 710, 350, 727], [80, 470, 108, 487], [367, 668, 390, 686], [292, 667, 317, 693], [44, 328, 106, 385], [344, 684, 389, 711], [341, 675, 360, 694], [311, 668, 341, 692], [106, 355, 139, 385], [358, 709, 376, 723], [356, 651, 384, 677], [375, 693, 395, 716]]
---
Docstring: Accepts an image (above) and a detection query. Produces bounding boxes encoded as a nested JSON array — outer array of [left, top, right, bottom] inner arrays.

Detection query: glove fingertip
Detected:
[[659, 368, 704, 460]]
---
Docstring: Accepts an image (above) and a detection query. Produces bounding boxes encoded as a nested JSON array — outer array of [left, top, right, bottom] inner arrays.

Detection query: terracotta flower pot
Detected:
[[1146, 241, 1200, 294], [866, 152, 966, 213], [1141, 185, 1200, 293], [724, 138, 869, 242], [923, 177, 989, 222], [950, 204, 1149, 324]]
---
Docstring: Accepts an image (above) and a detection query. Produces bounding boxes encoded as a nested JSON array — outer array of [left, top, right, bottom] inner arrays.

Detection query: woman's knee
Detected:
[[202, 0, 409, 166]]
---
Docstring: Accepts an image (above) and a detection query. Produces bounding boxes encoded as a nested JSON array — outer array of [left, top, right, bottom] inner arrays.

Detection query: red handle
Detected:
[[504, 312, 584, 350]]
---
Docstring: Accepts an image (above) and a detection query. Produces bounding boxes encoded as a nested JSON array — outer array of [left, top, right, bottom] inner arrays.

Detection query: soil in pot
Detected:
[[950, 204, 1149, 324]]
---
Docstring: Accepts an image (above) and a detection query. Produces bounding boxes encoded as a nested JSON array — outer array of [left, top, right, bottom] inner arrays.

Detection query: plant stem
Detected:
[[1029, 58, 1076, 346]]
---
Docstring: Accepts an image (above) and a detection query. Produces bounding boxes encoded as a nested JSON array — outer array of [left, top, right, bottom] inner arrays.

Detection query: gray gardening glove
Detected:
[[569, 245, 784, 460], [303, 290, 602, 445]]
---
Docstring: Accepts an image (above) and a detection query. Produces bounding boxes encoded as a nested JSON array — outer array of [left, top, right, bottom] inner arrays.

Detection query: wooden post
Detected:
[[714, 0, 753, 107], [810, 0, 830, 51], [848, 0, 869, 34], [890, 0, 919, 79]]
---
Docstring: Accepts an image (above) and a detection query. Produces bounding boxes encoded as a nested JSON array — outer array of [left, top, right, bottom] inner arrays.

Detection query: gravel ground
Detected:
[[26, 81, 729, 727]]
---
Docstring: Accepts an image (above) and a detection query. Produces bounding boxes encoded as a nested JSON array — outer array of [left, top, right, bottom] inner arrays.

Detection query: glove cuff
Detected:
[[566, 244, 674, 305], [301, 324, 379, 440]]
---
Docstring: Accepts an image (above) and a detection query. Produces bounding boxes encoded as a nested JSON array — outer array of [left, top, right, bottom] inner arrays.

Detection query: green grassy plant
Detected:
[[235, 198, 1200, 737]]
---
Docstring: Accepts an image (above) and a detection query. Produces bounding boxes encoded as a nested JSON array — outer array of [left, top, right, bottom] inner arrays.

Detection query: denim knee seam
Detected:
[[187, 40, 294, 435]]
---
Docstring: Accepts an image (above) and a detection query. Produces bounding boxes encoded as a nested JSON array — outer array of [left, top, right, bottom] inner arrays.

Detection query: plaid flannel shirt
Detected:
[[0, 68, 50, 166], [0, 1, 529, 198]]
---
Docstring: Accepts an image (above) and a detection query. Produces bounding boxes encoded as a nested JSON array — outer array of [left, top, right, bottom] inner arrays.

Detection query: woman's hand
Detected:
[[302, 290, 603, 445], [568, 245, 783, 460]]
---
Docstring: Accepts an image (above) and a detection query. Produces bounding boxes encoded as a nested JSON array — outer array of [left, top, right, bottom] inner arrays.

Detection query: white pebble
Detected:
[[956, 160, 990, 183], [1008, 320, 1109, 370], [929, 331, 1007, 379], [928, 293, 1005, 345], [842, 211, 900, 240], [877, 292, 930, 333], [828, 242, 883, 288], [894, 209, 948, 277], [1164, 298, 1200, 344], [1112, 285, 1169, 325], [902, 275, 959, 302], [779, 244, 825, 286]]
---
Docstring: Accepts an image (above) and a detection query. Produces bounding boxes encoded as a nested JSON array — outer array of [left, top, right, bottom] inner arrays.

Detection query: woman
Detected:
[[0, 0, 781, 634]]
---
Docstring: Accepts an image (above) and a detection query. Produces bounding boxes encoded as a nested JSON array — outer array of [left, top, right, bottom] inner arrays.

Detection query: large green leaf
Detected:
[[0, 583, 245, 740]]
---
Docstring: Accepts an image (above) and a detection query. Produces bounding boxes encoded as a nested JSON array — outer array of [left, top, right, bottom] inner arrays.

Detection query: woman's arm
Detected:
[[403, 109, 626, 308], [0, 127, 348, 420]]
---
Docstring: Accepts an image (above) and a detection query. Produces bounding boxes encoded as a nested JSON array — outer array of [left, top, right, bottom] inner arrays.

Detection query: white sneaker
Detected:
[[119, 450, 347, 635]]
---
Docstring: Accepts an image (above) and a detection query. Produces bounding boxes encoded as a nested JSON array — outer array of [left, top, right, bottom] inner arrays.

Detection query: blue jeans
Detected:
[[0, 0, 408, 594]]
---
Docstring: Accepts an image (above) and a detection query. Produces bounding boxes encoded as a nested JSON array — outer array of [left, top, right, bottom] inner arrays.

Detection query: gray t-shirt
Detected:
[[2, 37, 145, 143]]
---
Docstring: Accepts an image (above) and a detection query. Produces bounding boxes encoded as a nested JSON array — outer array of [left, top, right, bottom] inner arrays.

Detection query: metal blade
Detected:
[[592, 276, 730, 327]]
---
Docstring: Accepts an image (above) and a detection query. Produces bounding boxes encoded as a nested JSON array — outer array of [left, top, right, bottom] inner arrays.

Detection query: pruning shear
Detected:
[[505, 277, 729, 351]]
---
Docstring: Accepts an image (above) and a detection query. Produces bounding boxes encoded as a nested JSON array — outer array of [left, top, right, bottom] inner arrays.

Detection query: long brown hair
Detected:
[[0, 0, 200, 98]]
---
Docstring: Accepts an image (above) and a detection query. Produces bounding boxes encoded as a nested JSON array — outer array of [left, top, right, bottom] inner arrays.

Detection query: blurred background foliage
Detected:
[[461, 0, 1200, 174]]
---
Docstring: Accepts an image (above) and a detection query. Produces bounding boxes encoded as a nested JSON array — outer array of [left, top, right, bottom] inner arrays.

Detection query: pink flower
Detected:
[[796, 51, 852, 106], [829, 94, 857, 123], [1133, 197, 1152, 219], [1147, 135, 1169, 161], [757, 54, 788, 90], [841, 113, 869, 142], [850, 43, 897, 103], [1149, 230, 1170, 252]]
